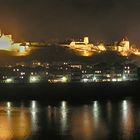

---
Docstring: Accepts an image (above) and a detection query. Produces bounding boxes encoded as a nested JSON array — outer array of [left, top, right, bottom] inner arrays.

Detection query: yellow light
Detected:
[[62, 76, 67, 83], [76, 50, 94, 57], [0, 31, 31, 56], [97, 43, 106, 51]]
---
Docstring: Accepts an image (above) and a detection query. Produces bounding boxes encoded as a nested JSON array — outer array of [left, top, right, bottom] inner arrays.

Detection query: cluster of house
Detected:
[[0, 61, 139, 83]]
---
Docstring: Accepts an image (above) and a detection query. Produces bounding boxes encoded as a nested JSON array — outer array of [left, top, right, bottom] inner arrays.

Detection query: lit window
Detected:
[[21, 72, 25, 75], [112, 78, 117, 82], [107, 74, 110, 78]]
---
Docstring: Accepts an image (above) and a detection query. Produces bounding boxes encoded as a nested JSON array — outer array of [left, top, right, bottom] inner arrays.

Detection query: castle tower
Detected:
[[121, 37, 130, 51], [84, 37, 89, 44]]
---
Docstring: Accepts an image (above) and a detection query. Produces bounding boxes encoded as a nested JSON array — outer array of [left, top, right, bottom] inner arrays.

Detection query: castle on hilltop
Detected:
[[0, 30, 30, 56], [61, 36, 140, 57]]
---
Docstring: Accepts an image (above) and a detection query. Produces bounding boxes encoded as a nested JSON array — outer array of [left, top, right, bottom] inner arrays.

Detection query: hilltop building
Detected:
[[0, 30, 30, 56], [113, 37, 130, 56], [69, 37, 94, 51], [61, 36, 140, 57]]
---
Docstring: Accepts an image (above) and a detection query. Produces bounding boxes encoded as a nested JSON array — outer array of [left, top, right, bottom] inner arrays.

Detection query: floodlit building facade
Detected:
[[0, 30, 30, 55]]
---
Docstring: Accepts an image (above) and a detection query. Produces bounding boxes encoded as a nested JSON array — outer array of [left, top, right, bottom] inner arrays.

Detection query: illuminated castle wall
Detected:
[[69, 37, 94, 51], [0, 30, 30, 56], [0, 31, 13, 50], [61, 36, 140, 57]]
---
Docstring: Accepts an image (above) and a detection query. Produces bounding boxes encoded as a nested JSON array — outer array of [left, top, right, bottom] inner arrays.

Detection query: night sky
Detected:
[[1, 0, 140, 45]]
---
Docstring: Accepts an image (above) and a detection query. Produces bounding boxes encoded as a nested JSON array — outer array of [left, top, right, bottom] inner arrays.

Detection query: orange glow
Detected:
[[97, 43, 106, 51], [0, 115, 13, 139], [62, 37, 140, 57], [0, 31, 30, 56], [0, 107, 31, 140], [77, 50, 94, 57], [71, 108, 94, 139]]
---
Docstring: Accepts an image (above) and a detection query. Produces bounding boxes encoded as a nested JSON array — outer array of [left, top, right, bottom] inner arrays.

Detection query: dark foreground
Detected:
[[0, 81, 140, 101], [1, 83, 140, 140]]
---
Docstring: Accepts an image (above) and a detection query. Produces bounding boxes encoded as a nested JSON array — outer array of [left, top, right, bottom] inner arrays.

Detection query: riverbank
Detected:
[[0, 81, 139, 101]]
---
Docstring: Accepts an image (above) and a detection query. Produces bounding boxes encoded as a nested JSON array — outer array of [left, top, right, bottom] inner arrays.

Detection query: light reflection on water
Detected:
[[120, 100, 134, 140], [0, 99, 139, 140], [0, 102, 31, 140]]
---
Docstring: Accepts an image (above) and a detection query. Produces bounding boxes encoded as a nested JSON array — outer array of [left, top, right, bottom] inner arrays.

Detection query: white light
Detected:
[[93, 101, 98, 112], [60, 101, 68, 133], [82, 78, 88, 83], [61, 101, 66, 109], [5, 78, 13, 83], [30, 100, 38, 113], [20, 72, 25, 75], [122, 100, 128, 111], [93, 101, 99, 126], [112, 78, 117, 82], [29, 76, 40, 83], [123, 75, 126, 80], [61, 101, 67, 119], [7, 102, 11, 108], [93, 76, 97, 81], [31, 101, 36, 109]]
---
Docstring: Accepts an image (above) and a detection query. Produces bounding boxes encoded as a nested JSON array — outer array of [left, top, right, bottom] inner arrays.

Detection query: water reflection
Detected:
[[71, 105, 94, 140], [0, 102, 31, 140], [93, 101, 99, 127], [30, 100, 40, 133], [0, 99, 138, 140], [106, 101, 112, 122], [7, 102, 12, 109], [120, 100, 134, 140], [60, 101, 68, 134]]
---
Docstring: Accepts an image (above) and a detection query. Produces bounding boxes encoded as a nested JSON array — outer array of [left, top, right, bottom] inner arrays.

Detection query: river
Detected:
[[0, 98, 139, 140]]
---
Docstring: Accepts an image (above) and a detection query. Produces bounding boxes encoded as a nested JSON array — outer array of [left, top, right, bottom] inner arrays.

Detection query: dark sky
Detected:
[[0, 0, 140, 45]]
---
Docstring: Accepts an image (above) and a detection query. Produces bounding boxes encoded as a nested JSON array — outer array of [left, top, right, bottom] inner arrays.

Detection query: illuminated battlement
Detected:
[[61, 36, 140, 57], [0, 30, 30, 56]]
